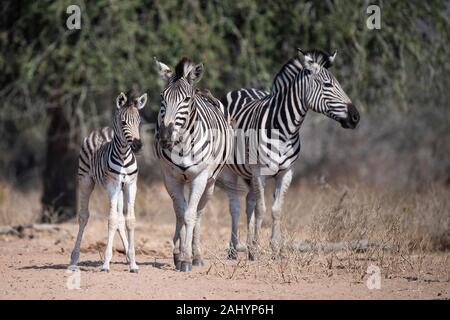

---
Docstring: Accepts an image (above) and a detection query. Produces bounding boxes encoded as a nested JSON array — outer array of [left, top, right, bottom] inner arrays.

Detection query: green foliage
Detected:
[[0, 0, 448, 182], [3, 1, 448, 111]]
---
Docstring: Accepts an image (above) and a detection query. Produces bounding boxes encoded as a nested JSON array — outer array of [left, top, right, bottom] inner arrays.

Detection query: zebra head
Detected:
[[298, 49, 360, 129], [114, 91, 147, 152], [155, 57, 204, 149]]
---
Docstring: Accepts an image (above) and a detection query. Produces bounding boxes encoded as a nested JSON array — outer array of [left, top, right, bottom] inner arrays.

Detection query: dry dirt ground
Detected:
[[0, 218, 448, 300]]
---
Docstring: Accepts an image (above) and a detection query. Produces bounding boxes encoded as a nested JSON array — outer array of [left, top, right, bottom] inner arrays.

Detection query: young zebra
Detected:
[[220, 49, 360, 260], [154, 57, 233, 272], [69, 91, 148, 273]]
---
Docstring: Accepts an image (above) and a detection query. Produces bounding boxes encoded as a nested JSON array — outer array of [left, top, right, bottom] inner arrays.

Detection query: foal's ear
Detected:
[[136, 93, 147, 110], [116, 92, 127, 109], [187, 63, 204, 84], [154, 57, 173, 81]]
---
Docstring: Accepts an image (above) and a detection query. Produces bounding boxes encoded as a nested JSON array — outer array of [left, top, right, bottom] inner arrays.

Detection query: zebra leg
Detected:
[[124, 181, 138, 273], [227, 176, 240, 260], [249, 173, 266, 261], [244, 189, 256, 256], [69, 176, 94, 270], [193, 181, 214, 267], [163, 174, 185, 270], [180, 171, 209, 272], [117, 189, 130, 263], [271, 169, 293, 257], [101, 182, 121, 272]]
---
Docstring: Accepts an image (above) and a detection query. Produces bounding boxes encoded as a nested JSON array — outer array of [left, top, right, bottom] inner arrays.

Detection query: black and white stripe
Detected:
[[155, 77, 232, 181], [70, 90, 147, 273], [220, 49, 360, 259], [78, 94, 143, 183], [154, 57, 233, 271]]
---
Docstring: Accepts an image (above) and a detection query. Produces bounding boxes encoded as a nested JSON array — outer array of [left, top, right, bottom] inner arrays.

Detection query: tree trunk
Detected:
[[41, 101, 78, 223]]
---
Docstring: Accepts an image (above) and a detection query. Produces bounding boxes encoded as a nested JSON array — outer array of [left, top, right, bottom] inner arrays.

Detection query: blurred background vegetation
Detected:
[[0, 0, 449, 222]]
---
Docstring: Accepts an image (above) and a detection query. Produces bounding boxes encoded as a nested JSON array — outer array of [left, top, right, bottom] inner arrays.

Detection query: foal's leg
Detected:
[[69, 176, 94, 269], [192, 181, 214, 267], [271, 169, 293, 256], [101, 181, 121, 272], [180, 171, 209, 272], [163, 174, 185, 270], [123, 181, 138, 272], [117, 189, 129, 262]]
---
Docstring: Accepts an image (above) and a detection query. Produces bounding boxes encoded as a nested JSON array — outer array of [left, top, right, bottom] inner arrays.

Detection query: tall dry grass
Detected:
[[201, 180, 449, 283]]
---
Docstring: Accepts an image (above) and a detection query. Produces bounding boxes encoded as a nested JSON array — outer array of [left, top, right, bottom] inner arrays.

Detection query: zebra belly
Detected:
[[100, 170, 137, 186], [226, 143, 300, 179], [158, 156, 218, 182]]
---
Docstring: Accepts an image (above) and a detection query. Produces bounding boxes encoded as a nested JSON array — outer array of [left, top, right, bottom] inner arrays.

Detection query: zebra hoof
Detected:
[[68, 264, 79, 271], [101, 268, 110, 273], [180, 262, 192, 272], [192, 258, 204, 267], [227, 249, 238, 260], [130, 268, 139, 273], [270, 254, 282, 261], [248, 252, 257, 261], [174, 254, 182, 270]]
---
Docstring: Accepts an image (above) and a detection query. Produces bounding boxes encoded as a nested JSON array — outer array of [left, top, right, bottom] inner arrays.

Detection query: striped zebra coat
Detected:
[[70, 91, 147, 273], [154, 57, 233, 272], [220, 49, 360, 260]]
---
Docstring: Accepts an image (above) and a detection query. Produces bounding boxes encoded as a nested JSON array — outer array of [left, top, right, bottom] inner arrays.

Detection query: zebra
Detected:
[[69, 91, 148, 273], [154, 57, 233, 272], [220, 49, 360, 260]]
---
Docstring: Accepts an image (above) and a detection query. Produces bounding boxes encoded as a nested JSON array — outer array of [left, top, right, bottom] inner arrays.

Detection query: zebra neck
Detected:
[[109, 133, 133, 165], [270, 57, 303, 95], [271, 71, 308, 136]]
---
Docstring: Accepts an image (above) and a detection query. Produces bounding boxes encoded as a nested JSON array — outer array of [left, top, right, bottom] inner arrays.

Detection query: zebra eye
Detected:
[[183, 97, 191, 103], [121, 120, 127, 126], [323, 82, 333, 88]]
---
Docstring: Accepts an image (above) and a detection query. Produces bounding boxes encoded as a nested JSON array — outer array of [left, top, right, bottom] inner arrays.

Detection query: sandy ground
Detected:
[[0, 218, 448, 300]]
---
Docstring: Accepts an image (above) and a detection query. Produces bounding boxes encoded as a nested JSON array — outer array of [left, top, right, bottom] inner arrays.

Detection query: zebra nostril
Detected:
[[347, 103, 360, 124], [131, 139, 142, 152]]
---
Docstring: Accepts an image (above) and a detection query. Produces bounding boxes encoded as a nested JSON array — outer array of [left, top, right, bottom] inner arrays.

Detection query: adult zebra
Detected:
[[221, 49, 360, 260], [154, 57, 233, 272], [69, 91, 148, 272]]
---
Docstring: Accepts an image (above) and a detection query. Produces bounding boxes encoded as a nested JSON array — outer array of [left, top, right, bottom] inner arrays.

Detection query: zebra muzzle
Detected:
[[340, 103, 360, 129], [131, 139, 142, 152], [159, 123, 180, 148]]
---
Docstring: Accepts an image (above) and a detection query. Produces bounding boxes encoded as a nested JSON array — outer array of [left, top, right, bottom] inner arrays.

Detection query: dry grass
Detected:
[[0, 181, 40, 225], [201, 181, 450, 284], [0, 178, 448, 284]]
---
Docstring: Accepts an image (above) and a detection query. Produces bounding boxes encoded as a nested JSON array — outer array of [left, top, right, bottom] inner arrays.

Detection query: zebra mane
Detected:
[[270, 56, 303, 94], [270, 49, 334, 94], [302, 49, 334, 68], [174, 57, 196, 80], [122, 89, 139, 108]]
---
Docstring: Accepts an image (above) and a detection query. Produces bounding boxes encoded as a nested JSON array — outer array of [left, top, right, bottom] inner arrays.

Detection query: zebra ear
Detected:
[[187, 63, 204, 84], [328, 50, 337, 66], [116, 92, 127, 109], [136, 93, 147, 110], [297, 48, 319, 74], [154, 57, 173, 81]]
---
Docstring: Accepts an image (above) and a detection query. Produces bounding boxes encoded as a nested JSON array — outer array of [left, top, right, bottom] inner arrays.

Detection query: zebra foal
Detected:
[[154, 57, 233, 272], [69, 91, 147, 273]]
